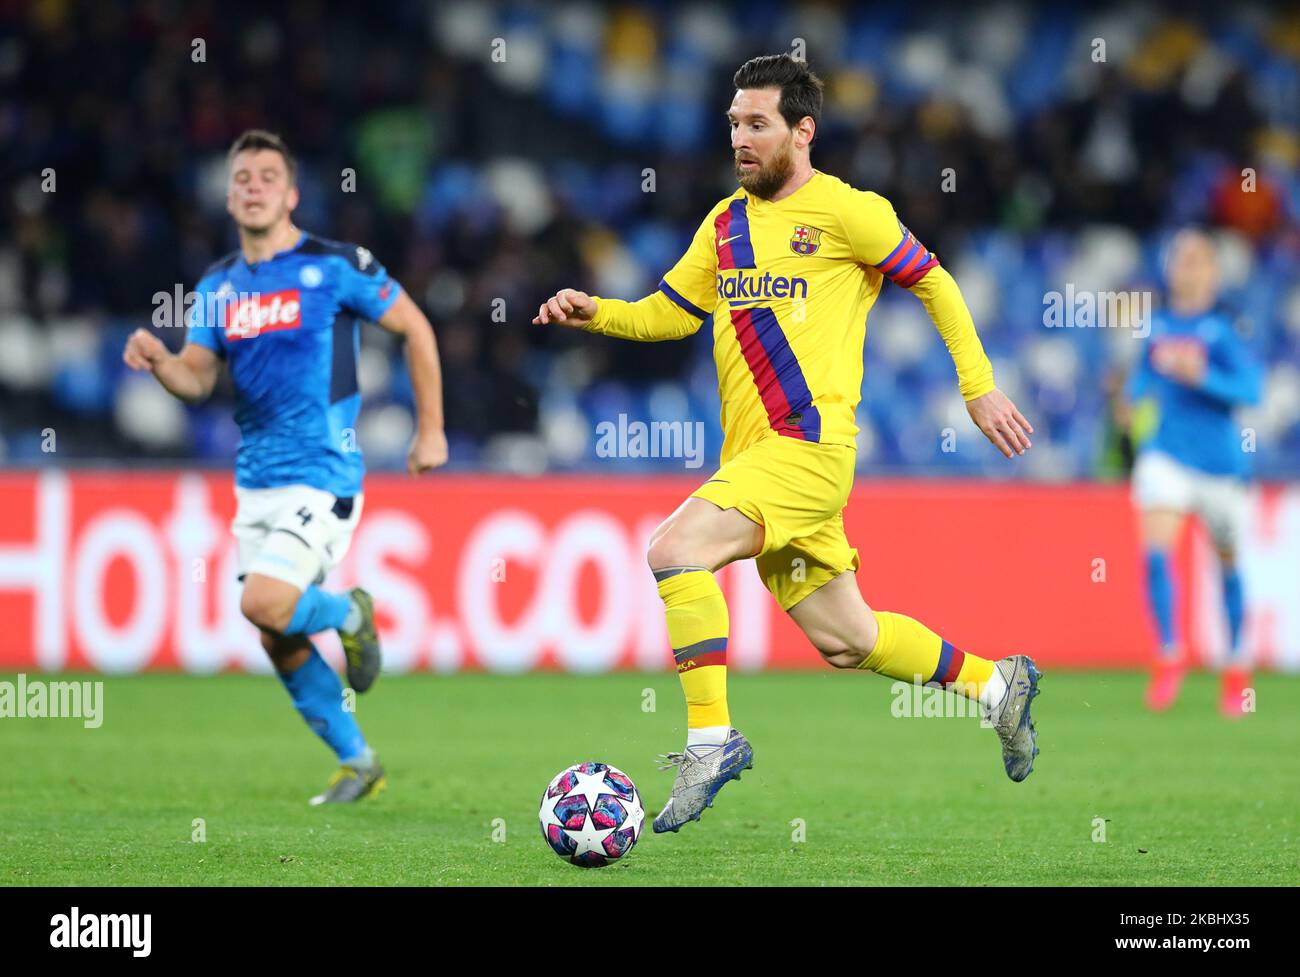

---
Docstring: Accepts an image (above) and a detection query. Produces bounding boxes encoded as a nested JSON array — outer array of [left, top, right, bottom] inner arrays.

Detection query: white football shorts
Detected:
[[1131, 450, 1247, 550], [232, 484, 363, 591]]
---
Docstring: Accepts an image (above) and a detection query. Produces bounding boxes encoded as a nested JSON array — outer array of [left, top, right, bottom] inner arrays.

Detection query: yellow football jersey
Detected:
[[587, 169, 994, 462]]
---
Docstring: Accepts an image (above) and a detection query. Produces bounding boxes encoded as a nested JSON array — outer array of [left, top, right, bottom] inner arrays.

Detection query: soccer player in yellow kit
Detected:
[[535, 54, 1042, 833]]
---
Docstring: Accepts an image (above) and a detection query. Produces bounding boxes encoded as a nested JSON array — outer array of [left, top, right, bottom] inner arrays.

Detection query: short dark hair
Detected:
[[227, 129, 297, 184], [733, 55, 823, 136]]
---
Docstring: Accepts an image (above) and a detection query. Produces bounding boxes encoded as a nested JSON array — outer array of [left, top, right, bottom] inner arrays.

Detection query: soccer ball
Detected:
[[538, 761, 645, 867]]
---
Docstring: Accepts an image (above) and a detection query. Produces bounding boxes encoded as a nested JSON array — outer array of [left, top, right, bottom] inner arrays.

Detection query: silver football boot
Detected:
[[985, 655, 1041, 782], [653, 728, 753, 833]]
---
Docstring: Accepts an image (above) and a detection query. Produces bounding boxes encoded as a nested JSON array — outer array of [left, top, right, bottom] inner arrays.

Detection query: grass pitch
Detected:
[[2, 670, 1296, 886]]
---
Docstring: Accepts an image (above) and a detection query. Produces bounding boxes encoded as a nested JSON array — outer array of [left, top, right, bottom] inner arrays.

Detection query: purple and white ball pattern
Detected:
[[539, 761, 645, 867]]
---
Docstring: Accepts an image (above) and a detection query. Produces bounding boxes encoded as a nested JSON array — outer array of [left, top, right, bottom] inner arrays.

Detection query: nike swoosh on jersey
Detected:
[[717, 234, 743, 248]]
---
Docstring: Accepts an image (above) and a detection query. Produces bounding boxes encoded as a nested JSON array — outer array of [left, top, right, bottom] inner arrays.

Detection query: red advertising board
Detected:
[[0, 472, 1295, 673]]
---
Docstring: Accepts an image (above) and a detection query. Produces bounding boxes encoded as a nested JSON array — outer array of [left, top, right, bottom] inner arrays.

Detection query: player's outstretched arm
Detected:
[[909, 267, 1033, 458], [534, 287, 702, 342], [123, 328, 219, 405], [376, 290, 448, 476], [843, 191, 1033, 459]]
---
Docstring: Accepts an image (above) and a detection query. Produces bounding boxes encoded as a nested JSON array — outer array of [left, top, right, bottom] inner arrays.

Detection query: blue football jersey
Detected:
[[185, 232, 401, 496], [1127, 307, 1262, 478]]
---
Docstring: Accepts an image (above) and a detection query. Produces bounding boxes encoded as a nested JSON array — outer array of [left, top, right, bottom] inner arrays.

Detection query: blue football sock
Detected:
[[277, 646, 368, 762], [285, 585, 352, 636], [1223, 567, 1245, 662], [1145, 550, 1176, 656]]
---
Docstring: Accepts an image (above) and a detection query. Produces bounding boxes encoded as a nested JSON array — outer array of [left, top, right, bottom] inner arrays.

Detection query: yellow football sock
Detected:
[[656, 567, 730, 729], [859, 610, 994, 701]]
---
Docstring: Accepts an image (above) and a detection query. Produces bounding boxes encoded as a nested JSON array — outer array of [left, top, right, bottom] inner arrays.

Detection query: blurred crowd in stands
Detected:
[[2, 0, 1298, 477]]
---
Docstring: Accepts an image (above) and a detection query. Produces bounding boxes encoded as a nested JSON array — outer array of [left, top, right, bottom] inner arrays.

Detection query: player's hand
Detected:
[[1152, 340, 1206, 385], [533, 288, 597, 327], [408, 426, 448, 476], [966, 388, 1033, 458], [123, 328, 170, 371]]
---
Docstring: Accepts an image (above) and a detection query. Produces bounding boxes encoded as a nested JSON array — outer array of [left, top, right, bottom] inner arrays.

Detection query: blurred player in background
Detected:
[[1128, 228, 1262, 717], [124, 130, 448, 802], [536, 55, 1041, 833]]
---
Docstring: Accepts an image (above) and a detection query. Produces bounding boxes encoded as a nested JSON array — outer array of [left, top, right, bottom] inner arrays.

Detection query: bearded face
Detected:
[[728, 87, 808, 201], [735, 129, 796, 200]]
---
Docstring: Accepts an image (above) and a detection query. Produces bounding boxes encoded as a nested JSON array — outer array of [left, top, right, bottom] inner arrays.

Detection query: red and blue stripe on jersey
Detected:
[[875, 227, 939, 288], [715, 198, 822, 443]]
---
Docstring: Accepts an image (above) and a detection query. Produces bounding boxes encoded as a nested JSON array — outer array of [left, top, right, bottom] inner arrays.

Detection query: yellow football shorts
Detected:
[[691, 434, 859, 611]]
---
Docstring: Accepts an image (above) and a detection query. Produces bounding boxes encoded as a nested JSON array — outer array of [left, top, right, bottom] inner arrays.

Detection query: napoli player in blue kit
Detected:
[[1127, 228, 1262, 717], [124, 131, 448, 801]]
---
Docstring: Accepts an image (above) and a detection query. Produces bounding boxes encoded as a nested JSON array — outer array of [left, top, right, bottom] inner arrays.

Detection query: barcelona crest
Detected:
[[790, 224, 823, 256]]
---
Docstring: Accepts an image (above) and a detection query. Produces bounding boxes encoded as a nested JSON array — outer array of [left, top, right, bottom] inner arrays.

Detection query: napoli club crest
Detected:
[[790, 224, 823, 256]]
